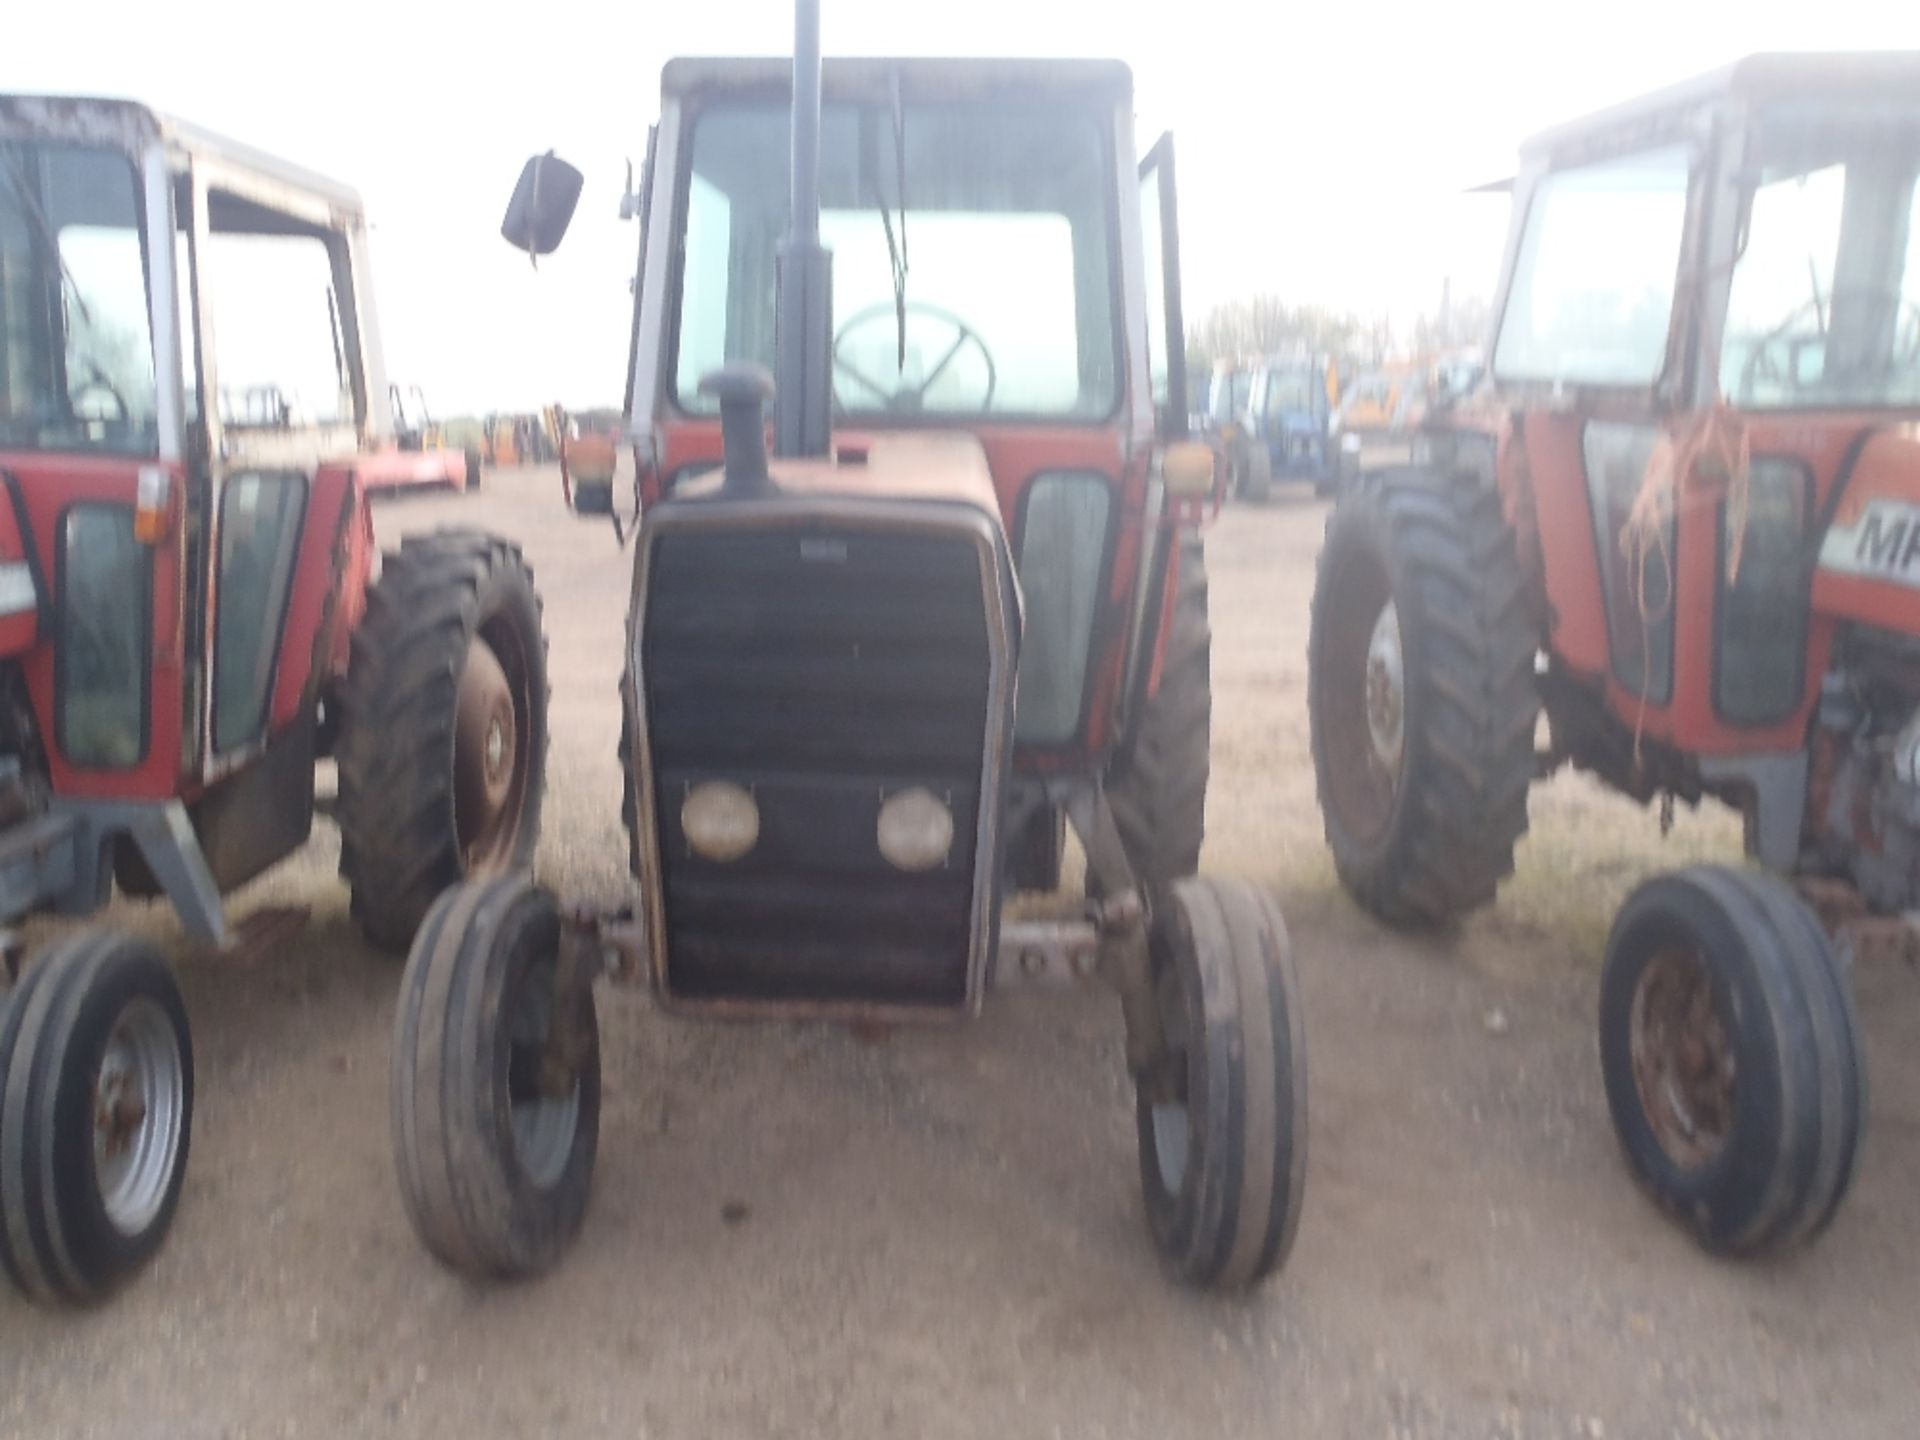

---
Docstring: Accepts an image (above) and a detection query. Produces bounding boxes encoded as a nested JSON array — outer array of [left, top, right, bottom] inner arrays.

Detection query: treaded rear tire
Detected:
[[1108, 531, 1210, 891], [391, 876, 600, 1278], [1308, 467, 1536, 926], [338, 530, 548, 953]]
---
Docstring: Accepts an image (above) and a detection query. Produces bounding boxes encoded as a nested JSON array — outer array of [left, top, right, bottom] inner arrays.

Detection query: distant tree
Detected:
[[1186, 296, 1363, 372]]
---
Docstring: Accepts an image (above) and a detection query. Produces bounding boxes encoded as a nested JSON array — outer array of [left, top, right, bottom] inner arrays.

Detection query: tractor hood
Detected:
[[1813, 422, 1920, 632], [674, 429, 1004, 522]]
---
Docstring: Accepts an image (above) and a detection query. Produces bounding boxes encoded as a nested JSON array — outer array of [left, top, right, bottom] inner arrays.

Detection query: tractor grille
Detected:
[[640, 520, 1007, 1010]]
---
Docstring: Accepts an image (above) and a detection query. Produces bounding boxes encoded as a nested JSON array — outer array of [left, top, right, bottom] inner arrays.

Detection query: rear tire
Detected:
[[0, 931, 192, 1304], [1308, 468, 1536, 926], [572, 482, 614, 516], [1599, 866, 1864, 1256], [1107, 532, 1210, 891], [338, 531, 549, 953], [392, 876, 600, 1278], [463, 446, 484, 493], [1136, 875, 1307, 1289]]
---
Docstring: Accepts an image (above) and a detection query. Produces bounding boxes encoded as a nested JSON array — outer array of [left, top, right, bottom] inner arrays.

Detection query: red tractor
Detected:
[[388, 5, 1308, 1291], [0, 97, 547, 1302], [1309, 54, 1920, 1255]]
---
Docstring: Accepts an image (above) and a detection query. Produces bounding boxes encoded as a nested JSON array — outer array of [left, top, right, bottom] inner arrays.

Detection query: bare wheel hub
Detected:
[[1629, 946, 1735, 1170], [455, 635, 524, 870], [1363, 600, 1405, 776], [91, 997, 185, 1236]]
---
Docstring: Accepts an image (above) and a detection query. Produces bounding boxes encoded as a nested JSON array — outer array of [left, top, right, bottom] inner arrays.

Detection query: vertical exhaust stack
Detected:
[[773, 0, 834, 459]]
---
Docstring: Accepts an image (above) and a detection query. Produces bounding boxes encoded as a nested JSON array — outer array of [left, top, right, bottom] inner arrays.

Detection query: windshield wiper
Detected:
[[867, 72, 910, 372]]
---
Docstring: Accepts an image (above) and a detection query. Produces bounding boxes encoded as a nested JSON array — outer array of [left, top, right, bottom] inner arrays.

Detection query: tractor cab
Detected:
[[1309, 54, 1920, 1262], [0, 97, 547, 1305], [389, 21, 1308, 1294], [1199, 357, 1272, 499], [1462, 53, 1920, 821], [1245, 353, 1339, 493]]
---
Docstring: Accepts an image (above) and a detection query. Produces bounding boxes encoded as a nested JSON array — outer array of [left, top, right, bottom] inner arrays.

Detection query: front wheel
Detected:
[[1135, 875, 1308, 1289], [391, 876, 600, 1279], [1599, 866, 1864, 1256], [0, 931, 192, 1304]]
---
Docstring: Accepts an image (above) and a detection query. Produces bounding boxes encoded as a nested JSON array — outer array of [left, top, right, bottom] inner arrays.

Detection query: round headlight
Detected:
[[876, 787, 954, 872], [681, 781, 759, 862]]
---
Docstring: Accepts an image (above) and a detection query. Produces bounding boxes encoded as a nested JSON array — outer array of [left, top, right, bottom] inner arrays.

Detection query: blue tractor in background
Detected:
[[1245, 354, 1340, 496]]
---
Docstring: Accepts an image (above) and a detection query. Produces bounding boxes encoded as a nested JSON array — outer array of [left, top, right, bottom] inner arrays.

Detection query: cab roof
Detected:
[[0, 93, 364, 221], [660, 57, 1133, 104], [1521, 53, 1920, 162]]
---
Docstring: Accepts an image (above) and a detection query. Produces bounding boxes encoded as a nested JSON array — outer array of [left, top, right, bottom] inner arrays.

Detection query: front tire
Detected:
[[392, 876, 600, 1278], [1599, 866, 1864, 1255], [337, 531, 549, 953], [1308, 468, 1536, 926], [0, 931, 192, 1304], [1136, 875, 1308, 1289]]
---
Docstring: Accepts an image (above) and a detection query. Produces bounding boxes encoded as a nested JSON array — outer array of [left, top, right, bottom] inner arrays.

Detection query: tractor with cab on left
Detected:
[[0, 95, 548, 1305]]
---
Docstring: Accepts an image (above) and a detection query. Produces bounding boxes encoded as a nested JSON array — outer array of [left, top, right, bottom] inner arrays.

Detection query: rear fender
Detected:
[[268, 463, 372, 729]]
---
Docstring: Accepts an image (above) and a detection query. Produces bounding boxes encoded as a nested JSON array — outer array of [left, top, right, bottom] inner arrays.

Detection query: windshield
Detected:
[[674, 96, 1118, 421], [0, 141, 157, 455], [1721, 106, 1920, 409], [1264, 368, 1315, 414]]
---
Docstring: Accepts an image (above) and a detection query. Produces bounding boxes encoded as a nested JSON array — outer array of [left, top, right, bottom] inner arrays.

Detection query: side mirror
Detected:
[[501, 152, 585, 257], [1161, 440, 1215, 500]]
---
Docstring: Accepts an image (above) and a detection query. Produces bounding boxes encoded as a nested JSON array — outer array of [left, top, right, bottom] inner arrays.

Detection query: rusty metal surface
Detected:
[[995, 917, 1101, 988], [453, 636, 523, 871], [1628, 945, 1736, 1171]]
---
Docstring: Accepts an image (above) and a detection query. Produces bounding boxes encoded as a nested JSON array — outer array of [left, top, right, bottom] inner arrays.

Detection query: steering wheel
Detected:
[[69, 359, 130, 423], [1739, 285, 1920, 400], [832, 301, 998, 414]]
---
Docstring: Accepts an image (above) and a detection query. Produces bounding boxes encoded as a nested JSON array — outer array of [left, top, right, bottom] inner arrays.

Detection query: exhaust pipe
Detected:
[[772, 0, 833, 459]]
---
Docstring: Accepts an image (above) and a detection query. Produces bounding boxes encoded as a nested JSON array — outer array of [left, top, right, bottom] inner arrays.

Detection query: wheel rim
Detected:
[[1151, 1103, 1190, 1194], [454, 626, 533, 874], [1317, 561, 1402, 844], [1628, 945, 1735, 1170], [1363, 601, 1405, 774], [92, 997, 185, 1236], [505, 963, 579, 1190], [1149, 954, 1196, 1198]]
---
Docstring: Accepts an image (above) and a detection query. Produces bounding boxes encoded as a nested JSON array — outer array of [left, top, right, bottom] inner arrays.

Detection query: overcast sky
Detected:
[[6, 1, 1917, 415]]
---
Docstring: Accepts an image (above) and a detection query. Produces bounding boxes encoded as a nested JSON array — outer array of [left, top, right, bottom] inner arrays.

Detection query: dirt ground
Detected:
[[2, 467, 1915, 1439]]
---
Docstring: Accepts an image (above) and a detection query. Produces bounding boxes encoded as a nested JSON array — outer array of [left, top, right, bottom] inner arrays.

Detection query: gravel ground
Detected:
[[1, 466, 1914, 1439]]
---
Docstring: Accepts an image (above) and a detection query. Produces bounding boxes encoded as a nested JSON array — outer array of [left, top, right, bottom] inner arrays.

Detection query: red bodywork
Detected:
[[0, 449, 373, 805], [646, 418, 1157, 771], [356, 445, 471, 493], [1493, 415, 1920, 761]]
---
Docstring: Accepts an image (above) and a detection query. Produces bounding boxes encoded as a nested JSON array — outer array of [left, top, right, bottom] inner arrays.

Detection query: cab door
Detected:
[[182, 172, 354, 777]]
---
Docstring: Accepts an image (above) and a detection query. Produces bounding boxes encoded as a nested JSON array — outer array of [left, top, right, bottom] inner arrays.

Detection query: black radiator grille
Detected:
[[642, 524, 996, 1008]]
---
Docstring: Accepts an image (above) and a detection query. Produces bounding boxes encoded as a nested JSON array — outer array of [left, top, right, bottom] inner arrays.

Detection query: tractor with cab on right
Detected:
[[1309, 53, 1920, 1257]]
